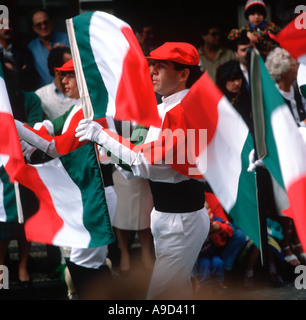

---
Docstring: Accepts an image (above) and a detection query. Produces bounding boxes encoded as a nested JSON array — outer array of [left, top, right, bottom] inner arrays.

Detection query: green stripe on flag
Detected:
[[300, 85, 306, 99], [257, 54, 285, 189], [229, 134, 260, 248], [0, 166, 18, 222], [72, 11, 109, 119], [250, 50, 267, 159], [60, 143, 115, 247]]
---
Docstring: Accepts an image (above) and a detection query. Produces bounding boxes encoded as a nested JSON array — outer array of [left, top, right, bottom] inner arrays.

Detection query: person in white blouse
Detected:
[[75, 42, 210, 300]]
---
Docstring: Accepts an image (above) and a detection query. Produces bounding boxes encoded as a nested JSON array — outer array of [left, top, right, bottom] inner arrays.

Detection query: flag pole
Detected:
[[247, 48, 269, 269]]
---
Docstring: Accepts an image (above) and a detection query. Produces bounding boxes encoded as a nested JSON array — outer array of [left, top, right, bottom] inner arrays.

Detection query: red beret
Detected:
[[56, 58, 74, 71], [146, 42, 200, 66]]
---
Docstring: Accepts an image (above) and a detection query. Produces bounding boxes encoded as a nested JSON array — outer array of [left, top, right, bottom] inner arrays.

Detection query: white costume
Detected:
[[35, 82, 77, 120], [77, 89, 210, 299]]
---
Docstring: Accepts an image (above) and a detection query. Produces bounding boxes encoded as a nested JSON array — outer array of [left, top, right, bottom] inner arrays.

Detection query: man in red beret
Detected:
[[76, 42, 210, 299]]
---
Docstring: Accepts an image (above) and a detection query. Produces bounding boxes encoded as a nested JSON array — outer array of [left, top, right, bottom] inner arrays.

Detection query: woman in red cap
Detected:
[[75, 42, 210, 300], [15, 58, 116, 299]]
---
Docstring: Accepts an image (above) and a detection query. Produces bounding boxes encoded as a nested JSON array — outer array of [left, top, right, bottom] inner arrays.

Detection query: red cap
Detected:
[[146, 42, 199, 66], [56, 59, 74, 71]]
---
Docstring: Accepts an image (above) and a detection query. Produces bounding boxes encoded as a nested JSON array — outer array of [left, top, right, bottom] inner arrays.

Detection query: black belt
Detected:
[[149, 179, 205, 213]]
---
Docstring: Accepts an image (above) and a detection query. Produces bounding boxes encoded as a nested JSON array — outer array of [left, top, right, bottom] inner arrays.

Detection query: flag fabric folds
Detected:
[[66, 10, 161, 128], [270, 12, 306, 98], [173, 72, 261, 248], [14, 143, 115, 248], [269, 12, 306, 64], [0, 170, 20, 222], [1, 61, 114, 247], [0, 62, 25, 181], [250, 49, 306, 251]]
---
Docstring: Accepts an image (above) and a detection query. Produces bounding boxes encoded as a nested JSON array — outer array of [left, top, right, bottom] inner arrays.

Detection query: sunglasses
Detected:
[[208, 31, 221, 37], [33, 19, 50, 28]]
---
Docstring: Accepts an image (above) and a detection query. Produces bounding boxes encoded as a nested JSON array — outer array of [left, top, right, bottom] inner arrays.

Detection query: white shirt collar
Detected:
[[159, 89, 189, 116]]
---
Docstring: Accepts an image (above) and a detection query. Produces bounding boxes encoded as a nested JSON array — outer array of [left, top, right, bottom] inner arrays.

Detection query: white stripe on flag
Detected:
[[203, 96, 249, 212], [66, 18, 93, 119], [33, 158, 91, 247], [271, 104, 306, 186], [89, 11, 130, 118], [0, 178, 6, 222]]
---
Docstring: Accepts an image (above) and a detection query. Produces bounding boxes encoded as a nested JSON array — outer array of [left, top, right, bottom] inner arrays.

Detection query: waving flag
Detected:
[[14, 143, 114, 248], [172, 72, 261, 248], [270, 12, 306, 64], [250, 49, 306, 251], [270, 12, 306, 97], [66, 11, 161, 128], [98, 72, 261, 248], [0, 61, 25, 180]]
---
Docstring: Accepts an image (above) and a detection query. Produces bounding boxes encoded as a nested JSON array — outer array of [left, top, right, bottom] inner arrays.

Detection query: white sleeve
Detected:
[[97, 128, 188, 183], [15, 120, 61, 158]]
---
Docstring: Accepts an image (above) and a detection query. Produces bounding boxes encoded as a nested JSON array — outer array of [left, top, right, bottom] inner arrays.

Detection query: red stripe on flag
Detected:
[[270, 13, 306, 60], [181, 71, 220, 145], [0, 113, 25, 180], [54, 108, 87, 155], [116, 27, 161, 128], [15, 164, 64, 245], [286, 175, 306, 251]]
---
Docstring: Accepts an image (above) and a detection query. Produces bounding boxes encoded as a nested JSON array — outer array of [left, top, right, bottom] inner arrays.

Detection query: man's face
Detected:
[[235, 43, 252, 65], [149, 60, 186, 98], [61, 72, 79, 99], [32, 11, 53, 38], [0, 19, 13, 42], [202, 28, 221, 49]]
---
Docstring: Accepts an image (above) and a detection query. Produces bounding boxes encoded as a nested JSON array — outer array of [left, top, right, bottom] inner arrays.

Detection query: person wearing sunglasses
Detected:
[[27, 8, 69, 88], [197, 23, 236, 82]]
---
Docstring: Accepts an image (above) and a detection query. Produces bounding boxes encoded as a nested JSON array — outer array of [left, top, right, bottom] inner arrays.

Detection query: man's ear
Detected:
[[180, 68, 190, 83]]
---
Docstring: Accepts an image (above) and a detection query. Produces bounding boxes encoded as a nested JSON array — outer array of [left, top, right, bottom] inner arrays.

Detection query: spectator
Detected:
[[216, 59, 253, 132], [27, 8, 69, 87], [233, 34, 253, 87], [228, 0, 280, 60], [197, 23, 236, 81], [0, 18, 38, 91], [192, 200, 233, 294], [265, 47, 306, 127]]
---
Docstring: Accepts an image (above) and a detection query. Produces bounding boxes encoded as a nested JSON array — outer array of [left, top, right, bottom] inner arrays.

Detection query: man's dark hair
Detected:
[[233, 32, 251, 52], [47, 45, 71, 76], [198, 21, 222, 36], [28, 8, 52, 29], [173, 62, 203, 88]]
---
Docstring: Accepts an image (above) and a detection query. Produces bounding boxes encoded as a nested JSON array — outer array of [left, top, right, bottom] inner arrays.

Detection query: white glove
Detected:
[[14, 119, 51, 154], [247, 149, 265, 172], [75, 119, 105, 144], [75, 119, 138, 166], [20, 140, 36, 162]]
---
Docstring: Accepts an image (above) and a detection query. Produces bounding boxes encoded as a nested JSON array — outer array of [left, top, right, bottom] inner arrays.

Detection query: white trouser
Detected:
[[147, 207, 210, 300], [70, 185, 117, 269]]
